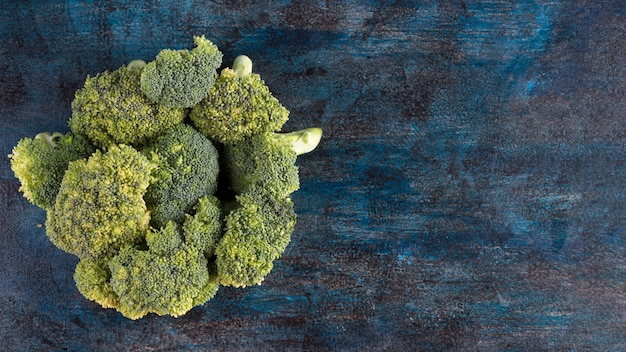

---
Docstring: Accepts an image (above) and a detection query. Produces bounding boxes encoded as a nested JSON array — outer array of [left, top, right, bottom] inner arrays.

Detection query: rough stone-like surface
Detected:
[[1, 1, 625, 350]]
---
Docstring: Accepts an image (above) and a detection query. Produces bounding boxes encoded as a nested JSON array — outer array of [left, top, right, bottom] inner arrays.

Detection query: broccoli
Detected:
[[182, 195, 224, 258], [8, 132, 95, 210], [142, 123, 220, 229], [9, 35, 323, 320], [190, 55, 290, 144], [140, 35, 223, 108], [69, 63, 186, 148], [46, 144, 155, 260], [215, 190, 296, 287], [106, 222, 220, 319], [223, 127, 322, 199]]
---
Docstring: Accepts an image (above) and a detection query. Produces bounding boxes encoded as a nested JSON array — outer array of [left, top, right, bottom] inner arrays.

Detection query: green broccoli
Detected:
[[140, 35, 223, 108], [8, 132, 95, 210], [190, 55, 290, 144], [107, 222, 219, 320], [142, 124, 220, 229], [69, 63, 186, 148], [215, 190, 296, 287], [9, 36, 324, 320], [182, 195, 224, 258], [223, 127, 322, 199], [46, 144, 155, 260], [74, 258, 118, 309]]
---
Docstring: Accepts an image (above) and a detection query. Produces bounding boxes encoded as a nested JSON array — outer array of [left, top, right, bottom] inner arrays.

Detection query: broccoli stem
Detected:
[[127, 59, 147, 71], [275, 127, 323, 155], [232, 55, 253, 78], [34, 132, 63, 147]]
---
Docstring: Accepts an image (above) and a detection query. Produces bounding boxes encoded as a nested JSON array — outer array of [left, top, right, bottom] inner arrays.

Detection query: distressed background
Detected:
[[1, 0, 625, 350]]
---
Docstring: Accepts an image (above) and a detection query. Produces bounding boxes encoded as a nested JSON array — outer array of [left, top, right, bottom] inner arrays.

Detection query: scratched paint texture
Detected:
[[1, 0, 625, 350]]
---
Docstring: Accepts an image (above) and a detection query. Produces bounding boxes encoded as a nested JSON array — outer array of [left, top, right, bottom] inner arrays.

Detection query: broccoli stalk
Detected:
[[274, 127, 323, 156]]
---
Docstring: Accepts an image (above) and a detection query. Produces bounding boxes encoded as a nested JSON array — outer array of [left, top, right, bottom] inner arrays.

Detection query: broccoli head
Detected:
[[46, 144, 155, 260], [215, 190, 296, 287], [140, 35, 223, 108], [8, 132, 95, 210], [69, 64, 186, 148], [183, 195, 224, 258], [108, 222, 220, 319], [190, 55, 289, 144], [224, 128, 323, 199], [142, 124, 220, 229]]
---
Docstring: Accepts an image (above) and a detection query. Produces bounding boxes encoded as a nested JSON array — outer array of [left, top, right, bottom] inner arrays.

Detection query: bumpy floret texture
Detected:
[[190, 68, 289, 144], [183, 195, 224, 257], [69, 65, 186, 148], [107, 222, 220, 320], [46, 144, 155, 260], [216, 191, 296, 287], [224, 132, 299, 200], [9, 36, 321, 320], [141, 36, 223, 108], [8, 132, 95, 210], [142, 124, 220, 229]]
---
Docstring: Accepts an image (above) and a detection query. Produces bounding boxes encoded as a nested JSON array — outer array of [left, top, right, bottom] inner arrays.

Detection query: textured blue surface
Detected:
[[1, 0, 625, 350]]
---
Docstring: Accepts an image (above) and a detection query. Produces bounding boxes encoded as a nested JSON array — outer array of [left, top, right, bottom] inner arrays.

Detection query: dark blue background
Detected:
[[1, 1, 625, 350]]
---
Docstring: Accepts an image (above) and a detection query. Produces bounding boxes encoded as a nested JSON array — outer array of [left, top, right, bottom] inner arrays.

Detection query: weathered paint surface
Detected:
[[1, 1, 625, 350]]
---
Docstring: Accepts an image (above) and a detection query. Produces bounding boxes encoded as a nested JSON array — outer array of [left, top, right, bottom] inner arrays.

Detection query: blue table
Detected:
[[1, 1, 625, 350]]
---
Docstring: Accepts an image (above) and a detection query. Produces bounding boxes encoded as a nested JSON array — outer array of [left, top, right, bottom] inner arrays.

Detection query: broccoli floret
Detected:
[[108, 222, 219, 320], [215, 190, 296, 287], [224, 128, 323, 199], [140, 36, 223, 108], [183, 195, 224, 258], [142, 124, 220, 229], [8, 132, 95, 210], [46, 144, 155, 260], [74, 258, 118, 309], [69, 64, 186, 148], [190, 55, 289, 144]]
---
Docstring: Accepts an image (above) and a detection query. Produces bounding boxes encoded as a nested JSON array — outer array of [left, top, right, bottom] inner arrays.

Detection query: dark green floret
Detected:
[[224, 128, 323, 199], [183, 195, 224, 258], [8, 132, 95, 210], [140, 35, 223, 108], [142, 124, 220, 229], [215, 190, 296, 287]]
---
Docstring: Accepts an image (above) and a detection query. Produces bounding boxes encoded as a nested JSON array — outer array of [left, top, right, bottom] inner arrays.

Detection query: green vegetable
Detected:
[[216, 190, 296, 287], [140, 35, 223, 108], [190, 55, 290, 144], [8, 132, 95, 210], [46, 144, 155, 260], [69, 64, 186, 148], [8, 36, 322, 320], [224, 128, 322, 199], [142, 124, 220, 229]]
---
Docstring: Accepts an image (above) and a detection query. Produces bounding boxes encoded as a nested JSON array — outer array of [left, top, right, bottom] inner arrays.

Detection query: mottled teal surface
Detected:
[[1, 1, 625, 350]]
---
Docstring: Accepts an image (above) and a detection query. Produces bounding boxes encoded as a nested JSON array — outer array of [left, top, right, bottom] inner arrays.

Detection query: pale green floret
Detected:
[[216, 190, 296, 287], [108, 222, 220, 320], [46, 144, 155, 260], [183, 195, 224, 258], [142, 124, 220, 229], [74, 258, 118, 309], [190, 57, 289, 144], [224, 128, 322, 199], [140, 35, 223, 108], [8, 132, 95, 210], [69, 65, 186, 149]]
